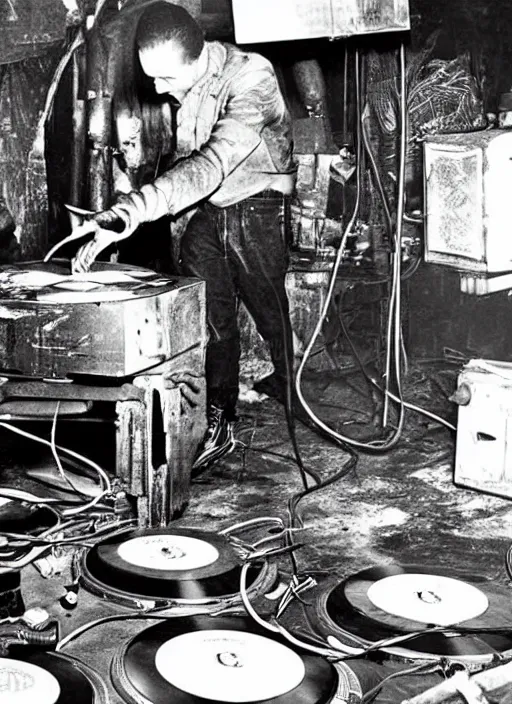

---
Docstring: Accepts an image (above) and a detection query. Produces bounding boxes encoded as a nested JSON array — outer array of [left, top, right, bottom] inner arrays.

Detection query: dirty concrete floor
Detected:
[[187, 366, 512, 582], [2, 363, 512, 703]]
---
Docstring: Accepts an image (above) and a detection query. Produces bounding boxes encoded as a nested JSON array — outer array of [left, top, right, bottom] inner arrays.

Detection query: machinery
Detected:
[[0, 260, 207, 526]]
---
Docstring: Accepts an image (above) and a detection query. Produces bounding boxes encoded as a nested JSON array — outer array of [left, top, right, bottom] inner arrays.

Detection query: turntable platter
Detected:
[[81, 527, 277, 607], [307, 564, 512, 666], [0, 658, 60, 704], [111, 615, 337, 704], [0, 651, 106, 704]]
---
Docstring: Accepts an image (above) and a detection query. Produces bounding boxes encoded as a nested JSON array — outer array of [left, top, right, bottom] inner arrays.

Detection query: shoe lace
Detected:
[[207, 406, 224, 430]]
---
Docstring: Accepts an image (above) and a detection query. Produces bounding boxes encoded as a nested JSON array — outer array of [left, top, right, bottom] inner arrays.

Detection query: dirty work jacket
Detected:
[[112, 41, 295, 232]]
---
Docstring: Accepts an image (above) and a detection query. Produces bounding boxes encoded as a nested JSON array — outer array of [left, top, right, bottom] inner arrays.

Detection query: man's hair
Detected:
[[136, 2, 204, 63]]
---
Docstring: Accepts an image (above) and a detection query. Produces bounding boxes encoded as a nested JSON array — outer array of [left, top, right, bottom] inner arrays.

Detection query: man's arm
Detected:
[[70, 57, 289, 272], [132, 58, 289, 220]]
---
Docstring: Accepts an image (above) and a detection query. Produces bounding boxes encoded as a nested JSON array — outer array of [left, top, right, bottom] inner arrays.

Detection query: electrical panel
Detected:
[[231, 0, 410, 44], [424, 130, 512, 276]]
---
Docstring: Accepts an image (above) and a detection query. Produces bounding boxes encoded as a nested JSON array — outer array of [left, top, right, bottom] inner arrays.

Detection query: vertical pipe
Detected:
[[70, 40, 87, 207], [85, 17, 113, 212]]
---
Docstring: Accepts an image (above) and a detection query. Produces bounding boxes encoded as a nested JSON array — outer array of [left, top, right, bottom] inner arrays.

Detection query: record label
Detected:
[[154, 630, 306, 702], [367, 573, 489, 626], [117, 535, 220, 571], [0, 658, 61, 704]]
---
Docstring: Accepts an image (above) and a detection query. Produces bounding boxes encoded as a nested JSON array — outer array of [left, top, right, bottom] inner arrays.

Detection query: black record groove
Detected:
[[111, 614, 338, 704], [0, 650, 108, 703], [309, 564, 512, 664], [82, 528, 270, 603]]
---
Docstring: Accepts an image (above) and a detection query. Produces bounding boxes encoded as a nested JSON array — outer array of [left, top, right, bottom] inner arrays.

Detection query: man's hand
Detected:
[[71, 220, 129, 274], [164, 370, 204, 413], [44, 189, 154, 271], [44, 210, 129, 272]]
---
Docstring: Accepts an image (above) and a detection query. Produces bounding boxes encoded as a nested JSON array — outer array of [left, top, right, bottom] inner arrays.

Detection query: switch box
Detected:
[[455, 359, 512, 499]]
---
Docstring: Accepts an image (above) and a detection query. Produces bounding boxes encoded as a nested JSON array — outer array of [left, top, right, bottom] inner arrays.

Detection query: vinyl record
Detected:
[[81, 527, 277, 608], [111, 614, 339, 704], [308, 564, 512, 667], [0, 650, 108, 703]]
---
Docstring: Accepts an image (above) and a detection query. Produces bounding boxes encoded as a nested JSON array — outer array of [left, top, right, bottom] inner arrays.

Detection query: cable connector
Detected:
[[60, 583, 79, 611], [22, 608, 51, 630]]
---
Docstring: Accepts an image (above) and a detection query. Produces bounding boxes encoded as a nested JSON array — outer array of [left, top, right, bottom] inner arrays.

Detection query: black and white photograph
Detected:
[[1, 1, 512, 702]]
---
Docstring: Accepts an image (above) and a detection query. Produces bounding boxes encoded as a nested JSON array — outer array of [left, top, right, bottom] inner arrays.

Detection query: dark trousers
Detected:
[[179, 192, 293, 418]]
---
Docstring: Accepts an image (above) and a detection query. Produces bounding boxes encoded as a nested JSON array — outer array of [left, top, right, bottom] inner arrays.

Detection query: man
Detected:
[[70, 1, 296, 471]]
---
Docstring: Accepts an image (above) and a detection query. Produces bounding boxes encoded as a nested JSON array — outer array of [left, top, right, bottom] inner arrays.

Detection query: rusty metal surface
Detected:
[[0, 263, 206, 378], [0, 378, 145, 403], [0, 51, 61, 258], [0, 0, 68, 64]]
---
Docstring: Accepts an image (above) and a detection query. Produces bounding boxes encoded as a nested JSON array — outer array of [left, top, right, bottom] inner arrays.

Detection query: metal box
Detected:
[[0, 262, 206, 379], [232, 0, 410, 43], [454, 359, 512, 499], [424, 130, 512, 274]]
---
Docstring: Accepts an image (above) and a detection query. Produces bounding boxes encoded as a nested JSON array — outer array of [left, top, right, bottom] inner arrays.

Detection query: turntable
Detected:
[[0, 650, 108, 703], [79, 527, 279, 611], [110, 614, 376, 704], [305, 564, 512, 669]]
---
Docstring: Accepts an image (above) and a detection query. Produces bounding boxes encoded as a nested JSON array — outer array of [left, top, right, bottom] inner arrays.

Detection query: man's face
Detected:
[[138, 40, 198, 102]]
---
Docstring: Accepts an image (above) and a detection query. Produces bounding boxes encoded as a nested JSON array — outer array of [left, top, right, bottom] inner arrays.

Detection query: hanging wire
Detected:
[[293, 41, 452, 449], [0, 420, 111, 491]]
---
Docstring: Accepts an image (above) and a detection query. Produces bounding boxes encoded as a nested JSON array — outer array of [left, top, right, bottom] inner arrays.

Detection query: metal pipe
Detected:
[[85, 17, 113, 212], [70, 39, 87, 207]]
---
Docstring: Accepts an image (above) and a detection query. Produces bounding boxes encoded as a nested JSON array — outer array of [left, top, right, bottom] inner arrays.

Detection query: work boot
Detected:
[[192, 405, 237, 474]]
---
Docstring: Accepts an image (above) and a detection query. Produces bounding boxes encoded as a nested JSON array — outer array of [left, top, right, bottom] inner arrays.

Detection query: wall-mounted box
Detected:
[[232, 0, 410, 44], [424, 130, 512, 276]]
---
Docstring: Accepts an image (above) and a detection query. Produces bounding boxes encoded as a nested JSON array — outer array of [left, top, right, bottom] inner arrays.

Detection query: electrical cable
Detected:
[[361, 102, 393, 235], [0, 488, 62, 505], [240, 555, 512, 670], [0, 420, 112, 493], [274, 269, 321, 491], [335, 285, 379, 423], [256, 261, 361, 536], [294, 45, 404, 451], [219, 516, 285, 536], [293, 42, 448, 447], [332, 285, 455, 433], [400, 249, 423, 280], [0, 417, 117, 527], [361, 662, 444, 703], [0, 517, 136, 570], [372, 382, 455, 431], [50, 403, 90, 499], [286, 443, 358, 531], [382, 42, 407, 438], [55, 612, 193, 652]]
